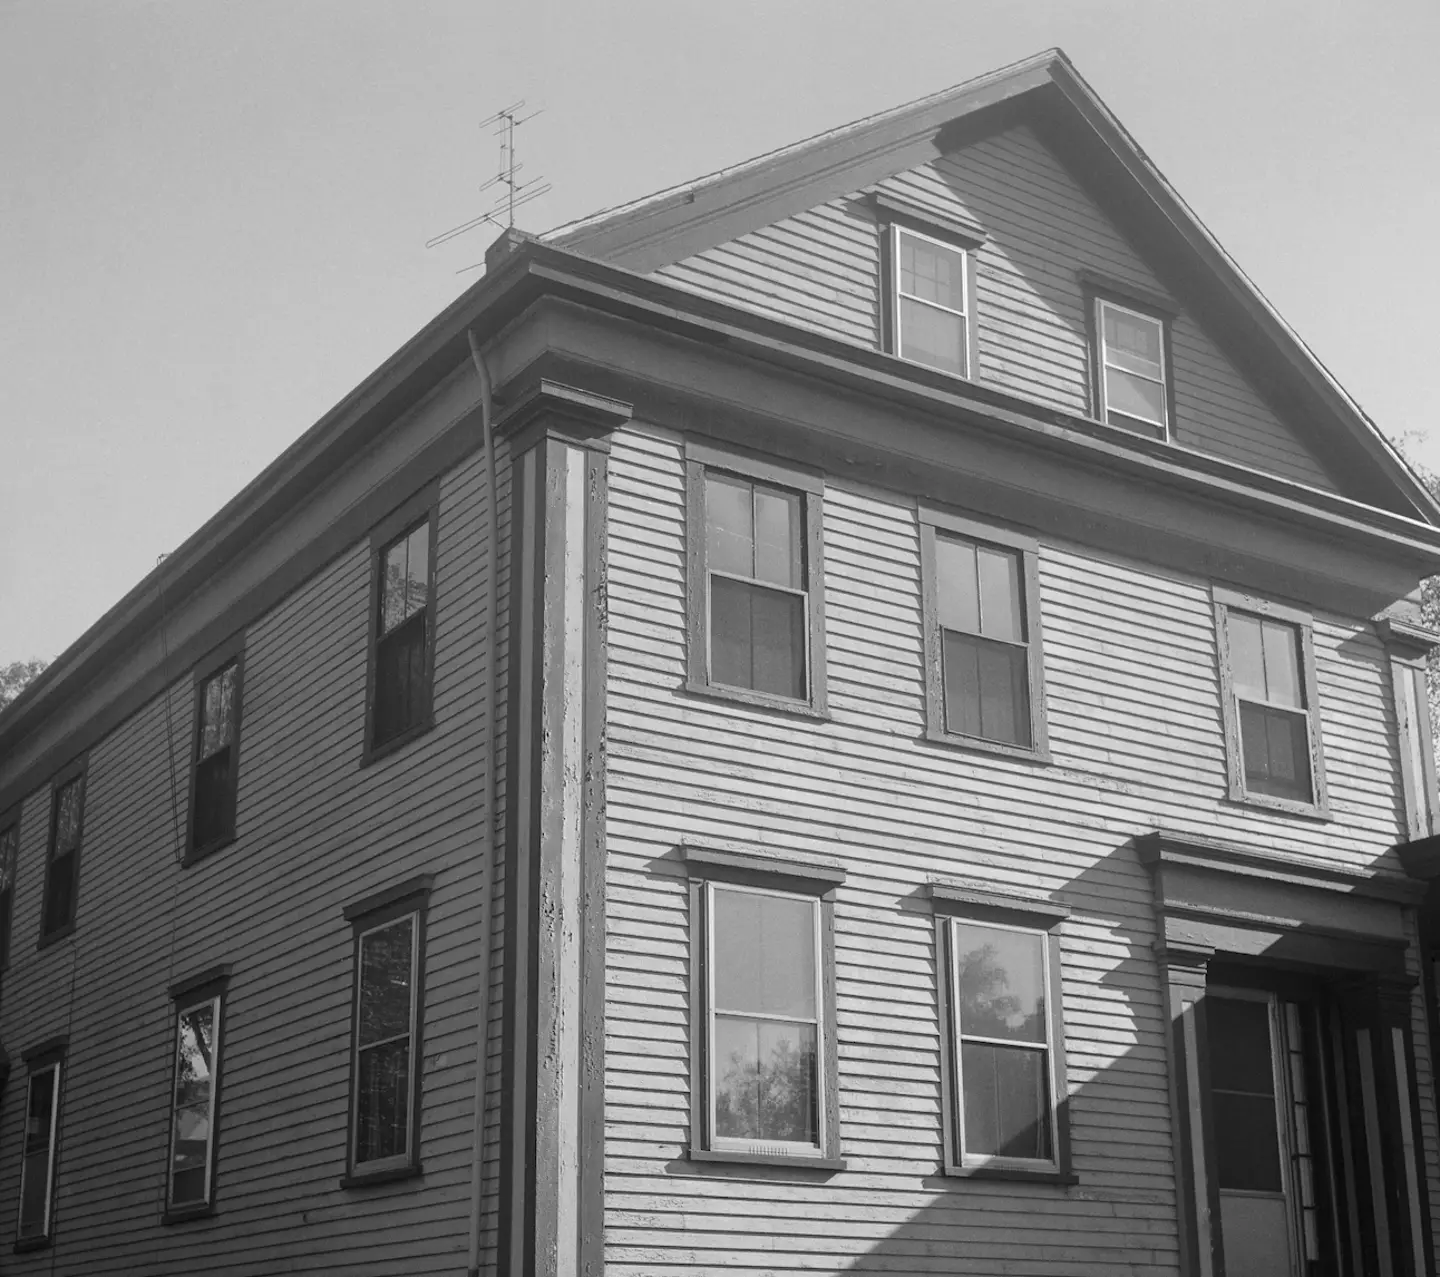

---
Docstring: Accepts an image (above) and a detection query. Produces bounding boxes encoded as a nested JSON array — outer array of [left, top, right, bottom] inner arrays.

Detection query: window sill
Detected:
[[1226, 790, 1332, 822], [940, 1163, 1077, 1186], [162, 1203, 216, 1225], [181, 833, 236, 869], [340, 1162, 423, 1189], [36, 922, 75, 952], [687, 1147, 845, 1172], [361, 718, 435, 769], [14, 1235, 51, 1254], [684, 679, 828, 721], [923, 725, 1049, 764]]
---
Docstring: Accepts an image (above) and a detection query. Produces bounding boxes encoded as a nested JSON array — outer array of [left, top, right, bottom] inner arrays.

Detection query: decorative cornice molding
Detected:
[[1376, 614, 1440, 655]]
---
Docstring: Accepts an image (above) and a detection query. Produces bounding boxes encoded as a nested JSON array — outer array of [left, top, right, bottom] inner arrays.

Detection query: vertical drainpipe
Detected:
[[465, 328, 498, 1277]]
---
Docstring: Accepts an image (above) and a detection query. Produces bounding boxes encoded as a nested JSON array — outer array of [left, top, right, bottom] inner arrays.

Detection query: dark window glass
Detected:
[[193, 662, 238, 850], [936, 534, 1030, 746], [18, 1065, 58, 1240], [374, 523, 431, 748], [169, 998, 219, 1207], [953, 921, 1053, 1162], [354, 915, 416, 1165], [705, 476, 807, 699], [0, 823, 16, 964], [1229, 612, 1313, 802], [42, 777, 83, 937], [710, 887, 820, 1147], [1207, 997, 1283, 1192]]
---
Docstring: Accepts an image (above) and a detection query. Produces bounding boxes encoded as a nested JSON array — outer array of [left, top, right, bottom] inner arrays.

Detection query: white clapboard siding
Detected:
[[0, 445, 504, 1274], [602, 422, 1410, 1275], [656, 124, 1337, 494]]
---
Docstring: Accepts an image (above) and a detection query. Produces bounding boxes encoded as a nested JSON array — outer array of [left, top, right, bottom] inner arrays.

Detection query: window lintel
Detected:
[[870, 191, 986, 249], [680, 843, 844, 893], [168, 963, 233, 1003], [21, 1034, 67, 1066], [343, 873, 435, 923], [928, 878, 1069, 928], [684, 438, 823, 494]]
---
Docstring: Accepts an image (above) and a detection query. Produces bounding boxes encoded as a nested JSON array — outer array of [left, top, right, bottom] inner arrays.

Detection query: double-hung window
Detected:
[[343, 876, 431, 1183], [0, 812, 17, 968], [893, 227, 972, 377], [1214, 588, 1328, 814], [1378, 616, 1440, 842], [367, 490, 438, 758], [189, 642, 243, 860], [40, 762, 85, 944], [685, 442, 826, 715], [919, 507, 1048, 759], [165, 966, 229, 1218], [16, 1039, 65, 1249], [932, 882, 1070, 1179], [684, 846, 842, 1166], [1089, 291, 1171, 438]]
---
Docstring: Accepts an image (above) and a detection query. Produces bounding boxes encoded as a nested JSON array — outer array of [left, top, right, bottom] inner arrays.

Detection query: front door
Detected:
[[1207, 991, 1310, 1277]]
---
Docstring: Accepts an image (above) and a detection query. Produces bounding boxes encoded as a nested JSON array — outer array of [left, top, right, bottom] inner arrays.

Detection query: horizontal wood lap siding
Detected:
[[656, 124, 1338, 493], [604, 424, 1194, 1275], [0, 443, 503, 1273]]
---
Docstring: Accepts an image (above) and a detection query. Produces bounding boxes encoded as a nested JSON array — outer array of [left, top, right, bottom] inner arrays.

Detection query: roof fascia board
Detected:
[[544, 59, 1055, 268], [1044, 61, 1440, 525]]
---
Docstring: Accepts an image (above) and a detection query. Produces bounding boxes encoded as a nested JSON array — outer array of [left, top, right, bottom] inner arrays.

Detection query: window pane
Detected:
[[713, 1016, 817, 1145], [193, 748, 233, 849], [1240, 703, 1312, 801], [709, 576, 805, 700], [356, 1038, 411, 1163], [374, 611, 428, 745], [0, 825, 16, 891], [753, 486, 802, 589], [1229, 612, 1267, 701], [359, 917, 414, 1047], [171, 1001, 216, 1205], [961, 1042, 1051, 1160], [1260, 619, 1302, 708], [381, 524, 429, 635], [935, 535, 980, 634], [53, 778, 82, 855], [1103, 306, 1163, 378], [900, 233, 966, 311], [954, 922, 1047, 1043], [1208, 998, 1274, 1094], [18, 1070, 54, 1238], [1104, 367, 1165, 426], [43, 850, 76, 935], [899, 297, 966, 375], [706, 474, 754, 578], [943, 633, 1030, 747], [199, 664, 237, 760], [712, 888, 816, 1019], [1212, 1092, 1283, 1191], [976, 545, 1023, 642]]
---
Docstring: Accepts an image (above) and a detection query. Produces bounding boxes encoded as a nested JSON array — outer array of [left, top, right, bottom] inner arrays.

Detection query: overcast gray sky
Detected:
[[3, 0, 1438, 662]]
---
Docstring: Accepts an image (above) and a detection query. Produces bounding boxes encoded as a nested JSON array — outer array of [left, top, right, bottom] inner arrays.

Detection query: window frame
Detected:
[[185, 636, 246, 866], [683, 440, 828, 718], [1377, 617, 1440, 843], [874, 192, 983, 383], [15, 1036, 66, 1253], [363, 486, 440, 764], [1213, 586, 1330, 818], [341, 874, 432, 1187], [918, 505, 1050, 762], [1083, 279, 1176, 441], [163, 964, 231, 1222], [0, 804, 20, 971], [38, 758, 86, 949], [930, 880, 1072, 1182], [682, 844, 844, 1170]]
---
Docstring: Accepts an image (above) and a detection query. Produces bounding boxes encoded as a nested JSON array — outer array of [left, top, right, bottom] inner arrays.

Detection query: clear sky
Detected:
[[3, 0, 1438, 662]]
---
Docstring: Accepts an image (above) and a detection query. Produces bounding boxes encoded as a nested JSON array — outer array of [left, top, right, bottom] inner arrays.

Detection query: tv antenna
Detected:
[[427, 101, 551, 268]]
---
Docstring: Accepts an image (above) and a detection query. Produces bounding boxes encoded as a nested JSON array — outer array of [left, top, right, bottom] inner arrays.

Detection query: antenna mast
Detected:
[[427, 102, 551, 263]]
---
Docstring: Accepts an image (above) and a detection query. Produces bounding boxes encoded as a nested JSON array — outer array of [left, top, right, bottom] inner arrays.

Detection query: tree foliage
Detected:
[[0, 659, 48, 712]]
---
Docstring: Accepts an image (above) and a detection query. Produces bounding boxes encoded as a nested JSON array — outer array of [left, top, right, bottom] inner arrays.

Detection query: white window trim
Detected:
[[17, 1062, 61, 1242], [893, 224, 971, 379], [1095, 296, 1170, 436], [168, 993, 222, 1211], [704, 881, 827, 1159], [947, 914, 1062, 1173]]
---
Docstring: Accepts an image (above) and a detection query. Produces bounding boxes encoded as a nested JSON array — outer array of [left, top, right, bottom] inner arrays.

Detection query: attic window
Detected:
[[1093, 298, 1170, 437]]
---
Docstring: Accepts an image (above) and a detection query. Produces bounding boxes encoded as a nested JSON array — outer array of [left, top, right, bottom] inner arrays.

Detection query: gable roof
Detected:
[[545, 49, 1440, 524]]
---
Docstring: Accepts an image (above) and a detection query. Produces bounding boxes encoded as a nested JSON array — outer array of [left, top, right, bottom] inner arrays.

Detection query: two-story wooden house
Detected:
[[2, 48, 1439, 1276]]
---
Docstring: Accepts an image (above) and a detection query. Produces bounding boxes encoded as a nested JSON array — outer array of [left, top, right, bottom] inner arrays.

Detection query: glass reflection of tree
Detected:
[[171, 1003, 215, 1204], [715, 1027, 816, 1144], [357, 919, 413, 1162], [957, 942, 1045, 1039]]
